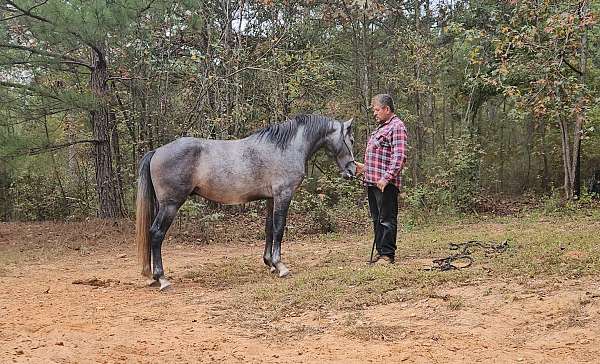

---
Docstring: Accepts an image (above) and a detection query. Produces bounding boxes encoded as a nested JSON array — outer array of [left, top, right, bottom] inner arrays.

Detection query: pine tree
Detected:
[[0, 0, 156, 217]]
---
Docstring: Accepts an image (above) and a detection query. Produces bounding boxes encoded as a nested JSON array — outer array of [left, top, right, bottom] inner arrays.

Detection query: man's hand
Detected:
[[376, 178, 388, 192], [355, 162, 365, 176]]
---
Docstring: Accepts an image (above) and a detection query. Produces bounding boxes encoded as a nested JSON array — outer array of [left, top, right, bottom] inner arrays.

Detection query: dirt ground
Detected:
[[1, 218, 599, 363]]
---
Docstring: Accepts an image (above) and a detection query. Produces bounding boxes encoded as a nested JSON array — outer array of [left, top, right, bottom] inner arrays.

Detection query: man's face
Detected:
[[372, 102, 391, 124]]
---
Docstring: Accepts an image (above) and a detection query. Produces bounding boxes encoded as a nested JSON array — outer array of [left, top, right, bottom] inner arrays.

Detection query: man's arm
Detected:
[[383, 122, 408, 183]]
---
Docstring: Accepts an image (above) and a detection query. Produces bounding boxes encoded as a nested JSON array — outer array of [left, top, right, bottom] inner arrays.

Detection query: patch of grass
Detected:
[[230, 262, 477, 321], [564, 302, 588, 328], [344, 324, 407, 342], [0, 248, 19, 266], [0, 245, 69, 265], [447, 296, 464, 310], [181, 255, 267, 289], [399, 211, 600, 278], [545, 298, 592, 330], [279, 324, 325, 339]]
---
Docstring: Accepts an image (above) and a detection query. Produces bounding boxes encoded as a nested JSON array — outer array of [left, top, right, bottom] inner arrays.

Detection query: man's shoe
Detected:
[[369, 254, 381, 264], [378, 255, 395, 264]]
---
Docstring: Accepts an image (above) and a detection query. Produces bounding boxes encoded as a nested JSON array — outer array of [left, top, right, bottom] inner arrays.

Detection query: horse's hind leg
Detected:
[[150, 202, 180, 290], [263, 198, 276, 273]]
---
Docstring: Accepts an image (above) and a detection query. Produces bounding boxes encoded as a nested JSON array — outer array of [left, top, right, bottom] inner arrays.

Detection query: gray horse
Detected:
[[136, 114, 356, 290]]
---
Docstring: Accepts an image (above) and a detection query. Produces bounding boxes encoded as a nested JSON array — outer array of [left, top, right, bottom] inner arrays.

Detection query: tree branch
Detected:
[[562, 56, 583, 76], [1, 139, 98, 160], [0, 80, 67, 103], [0, 43, 92, 69], [3, 1, 101, 59], [0, 10, 24, 22], [4, 0, 51, 23], [181, 28, 290, 134]]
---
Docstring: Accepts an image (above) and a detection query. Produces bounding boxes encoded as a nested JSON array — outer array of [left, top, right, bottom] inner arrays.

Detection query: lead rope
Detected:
[[424, 240, 510, 271]]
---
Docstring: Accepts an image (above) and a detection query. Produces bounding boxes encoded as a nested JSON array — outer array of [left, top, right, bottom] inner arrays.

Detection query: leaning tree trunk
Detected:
[[555, 81, 575, 200], [90, 46, 124, 218], [558, 115, 574, 200], [571, 115, 584, 199]]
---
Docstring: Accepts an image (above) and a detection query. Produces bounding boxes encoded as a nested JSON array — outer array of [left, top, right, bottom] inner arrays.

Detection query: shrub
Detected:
[[406, 137, 483, 213]]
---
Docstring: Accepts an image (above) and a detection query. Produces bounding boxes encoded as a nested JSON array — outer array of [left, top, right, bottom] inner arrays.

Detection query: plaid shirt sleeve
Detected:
[[383, 120, 407, 182]]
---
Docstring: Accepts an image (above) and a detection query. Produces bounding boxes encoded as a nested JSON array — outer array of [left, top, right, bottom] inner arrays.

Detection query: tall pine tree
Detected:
[[1, 0, 156, 217]]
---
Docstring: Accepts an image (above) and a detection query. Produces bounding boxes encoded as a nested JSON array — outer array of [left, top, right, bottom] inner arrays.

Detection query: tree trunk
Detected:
[[558, 116, 574, 199], [0, 160, 9, 221], [413, 0, 423, 185], [541, 118, 550, 191], [442, 93, 447, 147], [90, 46, 124, 218], [575, 142, 581, 198], [361, 0, 371, 115], [111, 110, 126, 214], [571, 115, 583, 199], [524, 117, 534, 190], [573, 5, 588, 199]]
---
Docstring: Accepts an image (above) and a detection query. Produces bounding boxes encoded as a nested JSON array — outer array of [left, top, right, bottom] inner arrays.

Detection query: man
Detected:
[[356, 94, 408, 264]]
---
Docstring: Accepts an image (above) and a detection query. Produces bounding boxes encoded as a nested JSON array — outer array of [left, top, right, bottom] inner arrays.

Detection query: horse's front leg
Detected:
[[272, 191, 292, 278], [263, 198, 276, 272]]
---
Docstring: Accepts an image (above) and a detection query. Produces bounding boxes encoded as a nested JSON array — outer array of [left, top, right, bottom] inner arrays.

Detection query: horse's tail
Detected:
[[136, 150, 156, 278]]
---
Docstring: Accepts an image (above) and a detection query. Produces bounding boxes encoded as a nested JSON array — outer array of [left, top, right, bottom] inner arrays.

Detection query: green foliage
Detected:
[[291, 177, 337, 234], [7, 174, 85, 220], [291, 170, 364, 234], [489, 0, 594, 120], [541, 187, 567, 214], [542, 185, 600, 214], [178, 200, 225, 223], [406, 137, 483, 213]]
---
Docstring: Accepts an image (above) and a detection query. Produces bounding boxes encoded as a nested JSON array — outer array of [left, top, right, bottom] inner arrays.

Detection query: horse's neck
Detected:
[[302, 124, 333, 161]]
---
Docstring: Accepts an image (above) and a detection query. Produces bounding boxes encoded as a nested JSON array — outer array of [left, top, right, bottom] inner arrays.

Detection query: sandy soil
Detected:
[[1, 220, 599, 363]]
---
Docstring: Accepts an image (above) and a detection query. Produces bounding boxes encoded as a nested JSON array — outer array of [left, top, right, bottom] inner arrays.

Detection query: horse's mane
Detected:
[[252, 114, 334, 150]]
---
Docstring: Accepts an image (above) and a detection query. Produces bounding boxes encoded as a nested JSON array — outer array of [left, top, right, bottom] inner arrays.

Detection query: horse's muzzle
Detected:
[[342, 161, 357, 179]]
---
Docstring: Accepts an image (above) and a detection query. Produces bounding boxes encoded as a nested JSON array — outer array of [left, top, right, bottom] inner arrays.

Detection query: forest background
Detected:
[[1, 0, 599, 226]]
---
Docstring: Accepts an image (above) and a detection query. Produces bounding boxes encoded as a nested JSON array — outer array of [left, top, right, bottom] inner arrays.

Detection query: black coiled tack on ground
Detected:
[[425, 240, 510, 271]]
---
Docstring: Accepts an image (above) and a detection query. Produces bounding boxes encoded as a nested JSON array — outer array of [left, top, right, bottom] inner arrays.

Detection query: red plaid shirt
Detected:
[[363, 115, 408, 188]]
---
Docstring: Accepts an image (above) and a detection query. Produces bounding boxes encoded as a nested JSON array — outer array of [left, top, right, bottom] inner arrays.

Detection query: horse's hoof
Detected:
[[270, 266, 277, 274], [159, 277, 172, 291], [147, 279, 160, 287], [278, 268, 290, 278], [275, 262, 289, 278]]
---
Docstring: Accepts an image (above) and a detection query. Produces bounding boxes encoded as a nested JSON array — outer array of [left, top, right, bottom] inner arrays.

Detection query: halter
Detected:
[[339, 128, 357, 176]]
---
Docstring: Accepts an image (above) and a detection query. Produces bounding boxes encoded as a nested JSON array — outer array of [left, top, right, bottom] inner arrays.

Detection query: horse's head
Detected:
[[326, 118, 356, 179]]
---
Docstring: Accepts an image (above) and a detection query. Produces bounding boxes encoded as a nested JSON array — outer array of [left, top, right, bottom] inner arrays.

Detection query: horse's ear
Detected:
[[344, 118, 353, 133]]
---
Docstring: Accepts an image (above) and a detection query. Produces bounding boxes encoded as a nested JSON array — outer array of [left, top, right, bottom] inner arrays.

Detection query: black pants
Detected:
[[367, 184, 399, 258]]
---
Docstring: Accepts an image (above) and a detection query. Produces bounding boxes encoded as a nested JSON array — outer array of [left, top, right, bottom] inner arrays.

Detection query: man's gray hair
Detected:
[[372, 94, 395, 113]]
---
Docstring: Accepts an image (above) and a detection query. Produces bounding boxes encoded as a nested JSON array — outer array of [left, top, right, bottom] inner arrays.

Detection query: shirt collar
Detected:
[[377, 114, 397, 129]]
